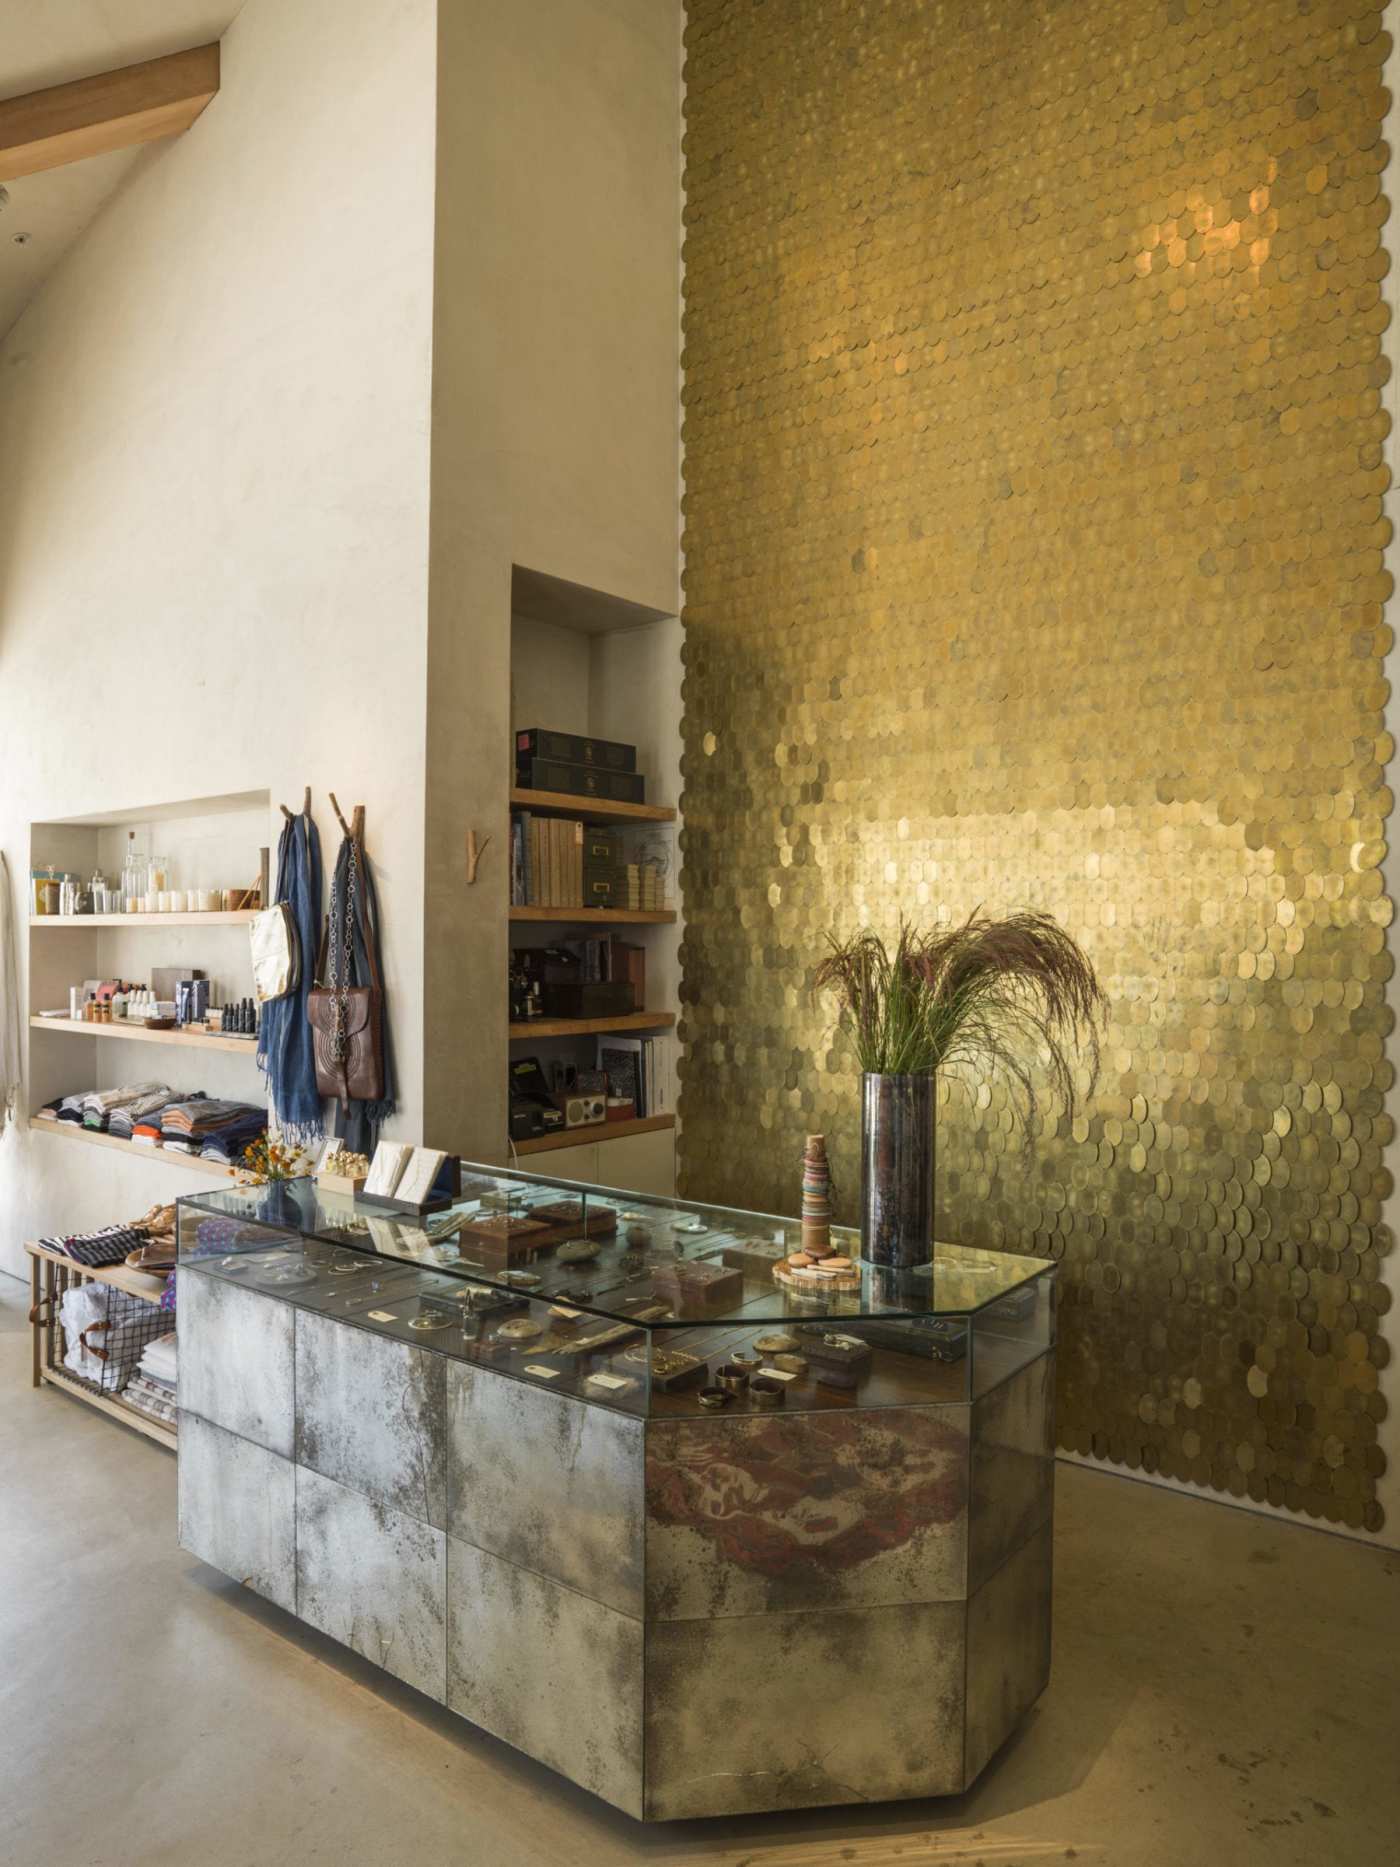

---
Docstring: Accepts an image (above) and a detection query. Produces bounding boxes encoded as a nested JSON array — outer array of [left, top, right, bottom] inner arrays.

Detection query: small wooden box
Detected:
[[317, 1171, 366, 1197], [651, 1259, 745, 1315], [530, 1201, 618, 1237]]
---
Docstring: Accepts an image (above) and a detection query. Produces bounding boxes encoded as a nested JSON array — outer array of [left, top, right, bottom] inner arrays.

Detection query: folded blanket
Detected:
[[123, 1374, 178, 1427], [139, 1334, 178, 1383]]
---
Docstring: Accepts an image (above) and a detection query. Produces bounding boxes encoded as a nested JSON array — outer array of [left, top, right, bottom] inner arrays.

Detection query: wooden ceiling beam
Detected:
[[0, 43, 220, 183]]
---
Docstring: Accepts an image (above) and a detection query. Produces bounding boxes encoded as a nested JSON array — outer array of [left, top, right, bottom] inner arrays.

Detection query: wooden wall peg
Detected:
[[466, 830, 491, 884]]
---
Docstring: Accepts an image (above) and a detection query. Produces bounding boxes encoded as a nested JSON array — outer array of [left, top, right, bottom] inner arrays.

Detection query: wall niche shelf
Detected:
[[30, 1016, 258, 1057], [28, 1115, 230, 1178], [509, 906, 676, 926], [508, 1010, 675, 1040], [513, 1112, 675, 1156], [30, 911, 257, 929], [509, 785, 677, 826]]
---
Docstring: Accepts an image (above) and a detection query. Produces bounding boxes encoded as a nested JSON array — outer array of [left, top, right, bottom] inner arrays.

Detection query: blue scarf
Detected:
[[257, 811, 324, 1146]]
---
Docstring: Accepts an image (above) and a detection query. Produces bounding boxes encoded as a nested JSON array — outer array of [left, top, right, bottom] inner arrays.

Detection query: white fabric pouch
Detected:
[[250, 904, 300, 1004]]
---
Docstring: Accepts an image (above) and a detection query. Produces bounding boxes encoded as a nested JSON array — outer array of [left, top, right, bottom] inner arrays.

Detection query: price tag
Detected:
[[367, 1310, 398, 1322], [586, 1372, 632, 1392], [523, 1364, 561, 1380], [550, 1306, 583, 1320], [758, 1364, 799, 1382]]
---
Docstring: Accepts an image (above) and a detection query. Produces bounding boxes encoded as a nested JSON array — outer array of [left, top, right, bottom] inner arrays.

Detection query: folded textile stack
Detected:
[[124, 1332, 177, 1426], [139, 1332, 177, 1386], [159, 1099, 266, 1164], [53, 1092, 86, 1126], [39, 1201, 178, 1271], [123, 1375, 177, 1427], [109, 1088, 182, 1140], [81, 1082, 166, 1133], [38, 1222, 149, 1269]]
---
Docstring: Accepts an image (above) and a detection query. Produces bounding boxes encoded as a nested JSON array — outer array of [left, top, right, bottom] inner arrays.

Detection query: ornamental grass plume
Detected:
[[813, 911, 1106, 1139]]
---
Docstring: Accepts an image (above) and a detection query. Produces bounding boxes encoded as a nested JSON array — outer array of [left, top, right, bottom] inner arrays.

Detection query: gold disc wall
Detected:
[[677, 0, 1394, 1531]]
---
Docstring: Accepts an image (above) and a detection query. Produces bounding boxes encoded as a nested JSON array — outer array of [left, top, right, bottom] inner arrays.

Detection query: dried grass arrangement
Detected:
[[814, 911, 1106, 1129]]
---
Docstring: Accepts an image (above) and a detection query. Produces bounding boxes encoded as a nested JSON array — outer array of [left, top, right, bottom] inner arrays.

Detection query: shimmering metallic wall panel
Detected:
[[678, 0, 1394, 1530]]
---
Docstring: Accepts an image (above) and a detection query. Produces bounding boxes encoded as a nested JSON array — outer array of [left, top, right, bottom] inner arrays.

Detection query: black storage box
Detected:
[[582, 827, 621, 906], [516, 728, 636, 773], [542, 981, 637, 1020], [516, 756, 646, 805]]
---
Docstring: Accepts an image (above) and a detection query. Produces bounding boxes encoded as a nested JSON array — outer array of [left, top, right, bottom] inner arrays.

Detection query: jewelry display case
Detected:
[[176, 1166, 1056, 1819]]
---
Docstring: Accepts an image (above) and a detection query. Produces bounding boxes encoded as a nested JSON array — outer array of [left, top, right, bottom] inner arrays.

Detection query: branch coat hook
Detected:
[[466, 830, 492, 884]]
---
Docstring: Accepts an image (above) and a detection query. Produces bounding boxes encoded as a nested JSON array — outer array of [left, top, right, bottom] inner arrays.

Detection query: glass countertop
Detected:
[[178, 1166, 1053, 1327]]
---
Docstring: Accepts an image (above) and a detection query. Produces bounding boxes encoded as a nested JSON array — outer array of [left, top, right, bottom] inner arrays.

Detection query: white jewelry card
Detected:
[[395, 1147, 447, 1208], [363, 1141, 411, 1198]]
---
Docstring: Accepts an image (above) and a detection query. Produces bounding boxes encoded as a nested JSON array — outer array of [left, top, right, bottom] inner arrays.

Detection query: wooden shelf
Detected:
[[25, 1238, 168, 1305], [28, 1115, 231, 1177], [513, 1112, 675, 1156], [30, 1015, 259, 1055], [37, 1365, 177, 1450], [25, 1240, 177, 1452], [509, 1010, 676, 1039], [29, 910, 256, 927], [509, 906, 675, 925], [511, 787, 676, 825]]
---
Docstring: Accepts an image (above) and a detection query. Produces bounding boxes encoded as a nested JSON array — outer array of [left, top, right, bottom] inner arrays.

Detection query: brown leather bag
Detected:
[[306, 853, 384, 1102]]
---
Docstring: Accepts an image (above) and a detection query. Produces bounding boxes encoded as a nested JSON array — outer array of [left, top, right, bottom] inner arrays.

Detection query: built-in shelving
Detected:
[[510, 786, 676, 825], [26, 1237, 168, 1306], [30, 1016, 258, 1057], [509, 906, 675, 925], [28, 1115, 230, 1178], [30, 910, 256, 928], [508, 1010, 675, 1040], [513, 1112, 675, 1156], [25, 1239, 176, 1451]]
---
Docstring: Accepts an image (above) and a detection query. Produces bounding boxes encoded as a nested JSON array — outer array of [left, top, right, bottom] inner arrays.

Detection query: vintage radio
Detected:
[[557, 1092, 607, 1129]]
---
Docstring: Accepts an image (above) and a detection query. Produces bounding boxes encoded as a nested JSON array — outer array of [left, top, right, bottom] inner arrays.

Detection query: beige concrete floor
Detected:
[[2, 1275, 1397, 1867]]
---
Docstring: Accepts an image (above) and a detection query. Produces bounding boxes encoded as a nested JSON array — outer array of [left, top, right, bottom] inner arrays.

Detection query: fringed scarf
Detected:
[[327, 832, 396, 1157], [257, 809, 324, 1148]]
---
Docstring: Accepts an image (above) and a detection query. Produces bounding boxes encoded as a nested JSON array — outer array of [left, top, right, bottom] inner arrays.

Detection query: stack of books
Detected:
[[620, 863, 665, 912], [511, 811, 668, 913], [511, 812, 583, 908], [597, 1035, 673, 1118]]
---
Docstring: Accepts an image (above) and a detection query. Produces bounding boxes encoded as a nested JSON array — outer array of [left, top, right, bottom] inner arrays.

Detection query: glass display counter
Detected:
[[175, 1167, 1054, 1417], [176, 1163, 1056, 1819]]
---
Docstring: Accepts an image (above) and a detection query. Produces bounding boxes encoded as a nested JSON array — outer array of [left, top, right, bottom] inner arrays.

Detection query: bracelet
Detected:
[[749, 1377, 785, 1410]]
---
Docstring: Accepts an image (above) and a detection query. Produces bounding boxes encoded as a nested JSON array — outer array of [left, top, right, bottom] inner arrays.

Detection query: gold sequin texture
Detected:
[[676, 0, 1394, 1534]]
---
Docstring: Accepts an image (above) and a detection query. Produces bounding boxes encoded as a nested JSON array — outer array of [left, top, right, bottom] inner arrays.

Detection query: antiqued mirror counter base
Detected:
[[175, 1171, 1055, 1819]]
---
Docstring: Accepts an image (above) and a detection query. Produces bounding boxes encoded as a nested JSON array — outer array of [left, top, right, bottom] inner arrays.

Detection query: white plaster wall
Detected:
[[423, 0, 684, 1158], [0, 0, 436, 1278]]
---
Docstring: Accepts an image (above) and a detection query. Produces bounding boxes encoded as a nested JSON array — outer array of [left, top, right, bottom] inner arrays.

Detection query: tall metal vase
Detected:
[[860, 1071, 935, 1269]]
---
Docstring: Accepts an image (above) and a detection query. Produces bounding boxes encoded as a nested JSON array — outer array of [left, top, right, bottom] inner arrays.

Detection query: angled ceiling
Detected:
[[0, 2, 239, 340]]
